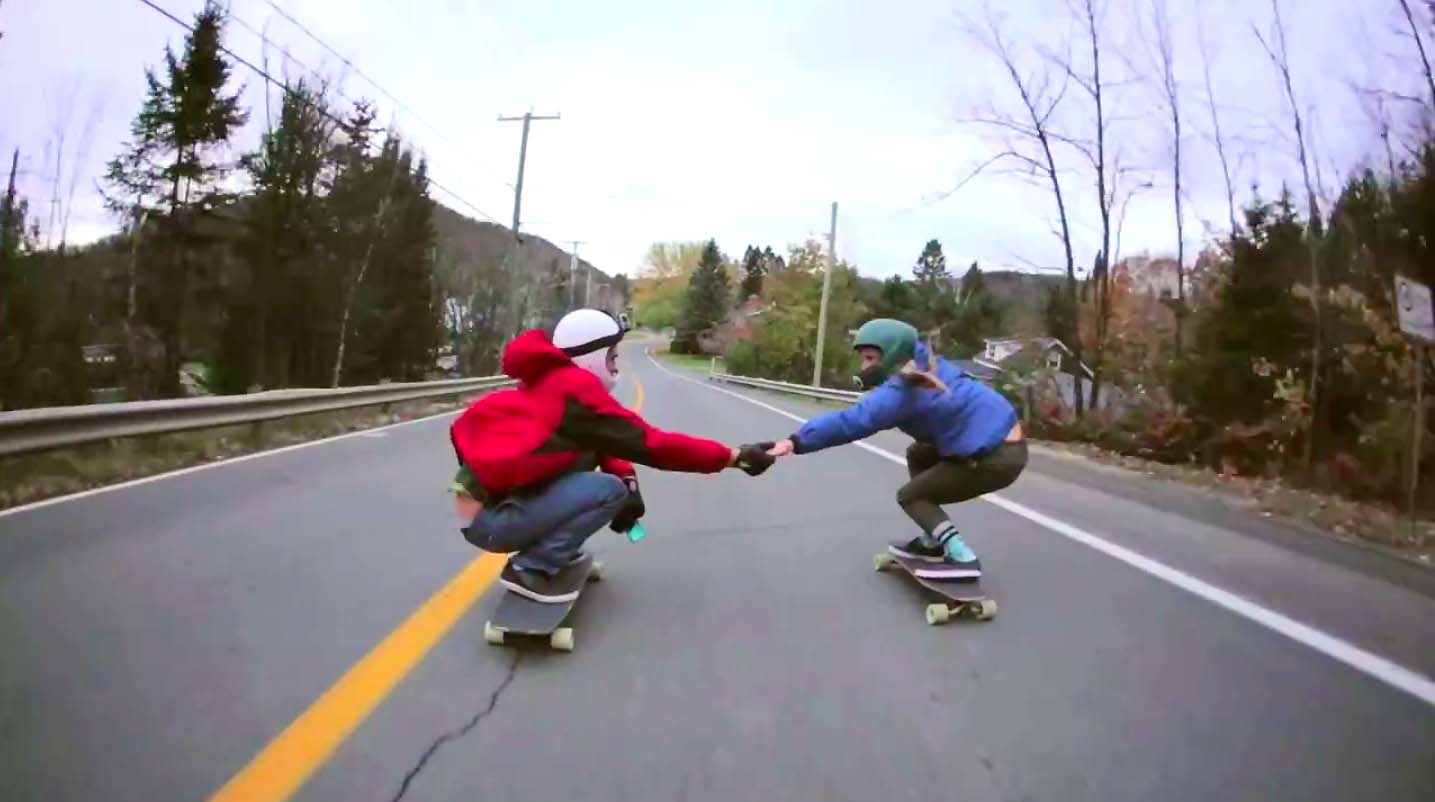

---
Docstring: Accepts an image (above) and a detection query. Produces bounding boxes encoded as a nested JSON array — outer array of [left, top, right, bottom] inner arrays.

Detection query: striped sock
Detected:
[[929, 521, 959, 548], [930, 522, 976, 562]]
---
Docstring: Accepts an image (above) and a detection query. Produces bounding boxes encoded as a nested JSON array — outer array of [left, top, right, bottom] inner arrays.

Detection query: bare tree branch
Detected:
[[1010, 252, 1069, 273], [59, 85, 105, 250], [955, 116, 1042, 139], [1397, 0, 1435, 109], [1126, 0, 1190, 351], [960, 2, 1084, 408], [1197, 5, 1239, 233], [933, 151, 1030, 201], [1352, 81, 1402, 175], [1055, 0, 1115, 411], [1046, 129, 1097, 162]]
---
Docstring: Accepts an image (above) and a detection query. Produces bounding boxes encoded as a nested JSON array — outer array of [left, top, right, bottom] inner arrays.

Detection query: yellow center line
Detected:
[[631, 371, 645, 413], [209, 374, 645, 802]]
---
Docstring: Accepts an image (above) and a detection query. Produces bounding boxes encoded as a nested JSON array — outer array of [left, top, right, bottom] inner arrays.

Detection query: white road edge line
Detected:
[[647, 354, 1435, 708], [0, 408, 465, 520]]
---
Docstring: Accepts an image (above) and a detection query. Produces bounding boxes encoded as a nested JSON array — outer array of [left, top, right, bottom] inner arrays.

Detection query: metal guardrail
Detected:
[[707, 369, 862, 404], [0, 375, 515, 458]]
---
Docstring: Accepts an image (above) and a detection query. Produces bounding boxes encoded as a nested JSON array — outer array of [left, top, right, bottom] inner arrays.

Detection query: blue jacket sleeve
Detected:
[[791, 382, 909, 454]]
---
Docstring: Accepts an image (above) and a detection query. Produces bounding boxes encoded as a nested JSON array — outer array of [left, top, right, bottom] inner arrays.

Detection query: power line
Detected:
[[226, 13, 321, 90], [256, 2, 591, 249], [258, 0, 516, 193], [130, 0, 501, 223], [427, 178, 500, 223], [228, 9, 511, 216], [261, 1, 452, 150], [225, 11, 501, 224]]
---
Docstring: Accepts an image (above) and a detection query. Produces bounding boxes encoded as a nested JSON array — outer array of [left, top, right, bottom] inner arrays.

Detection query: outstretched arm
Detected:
[[776, 384, 909, 456], [559, 373, 738, 473]]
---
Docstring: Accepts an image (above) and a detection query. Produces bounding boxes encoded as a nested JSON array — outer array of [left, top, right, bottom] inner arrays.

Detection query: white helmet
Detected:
[[552, 308, 624, 390]]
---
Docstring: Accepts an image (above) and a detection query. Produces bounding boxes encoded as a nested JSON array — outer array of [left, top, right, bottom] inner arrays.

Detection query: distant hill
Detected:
[[430, 203, 624, 319], [855, 268, 1062, 339]]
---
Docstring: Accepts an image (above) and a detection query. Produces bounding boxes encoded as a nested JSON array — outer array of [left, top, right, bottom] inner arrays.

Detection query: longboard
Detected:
[[874, 551, 997, 625], [483, 557, 603, 652]]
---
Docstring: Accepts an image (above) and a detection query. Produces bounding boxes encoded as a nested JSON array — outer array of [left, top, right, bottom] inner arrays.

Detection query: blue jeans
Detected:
[[462, 471, 629, 574]]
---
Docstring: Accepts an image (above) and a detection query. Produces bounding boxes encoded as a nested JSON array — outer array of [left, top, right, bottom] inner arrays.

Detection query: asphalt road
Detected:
[[3, 340, 1433, 802]]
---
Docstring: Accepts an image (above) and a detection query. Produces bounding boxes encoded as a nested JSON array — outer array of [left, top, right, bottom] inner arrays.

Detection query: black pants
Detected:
[[896, 441, 1028, 534]]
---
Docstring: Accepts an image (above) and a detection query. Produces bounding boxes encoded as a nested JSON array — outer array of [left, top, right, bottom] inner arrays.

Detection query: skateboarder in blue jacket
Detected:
[[765, 318, 1027, 579]]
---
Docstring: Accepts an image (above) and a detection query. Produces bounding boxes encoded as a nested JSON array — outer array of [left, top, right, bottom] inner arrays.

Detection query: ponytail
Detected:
[[898, 360, 947, 392]]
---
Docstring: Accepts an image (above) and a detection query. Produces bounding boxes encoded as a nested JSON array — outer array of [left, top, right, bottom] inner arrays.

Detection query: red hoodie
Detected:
[[448, 329, 733, 503]]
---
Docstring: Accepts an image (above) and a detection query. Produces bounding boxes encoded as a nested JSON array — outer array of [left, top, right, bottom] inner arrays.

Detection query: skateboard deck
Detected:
[[874, 551, 997, 625], [483, 557, 603, 652]]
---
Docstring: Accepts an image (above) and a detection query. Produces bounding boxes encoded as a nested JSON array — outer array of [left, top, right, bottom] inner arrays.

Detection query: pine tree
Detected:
[[762, 245, 785, 275], [867, 274, 916, 321], [325, 111, 397, 386], [1182, 192, 1309, 425], [945, 262, 1005, 356], [913, 239, 949, 285], [354, 150, 440, 382], [218, 79, 335, 393], [673, 239, 730, 354], [0, 168, 91, 409], [0, 150, 22, 334], [103, 0, 247, 397], [912, 239, 955, 334], [739, 244, 765, 300], [331, 134, 442, 384], [0, 157, 30, 408]]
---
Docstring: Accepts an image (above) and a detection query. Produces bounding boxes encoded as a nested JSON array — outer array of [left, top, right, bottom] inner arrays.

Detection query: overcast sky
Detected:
[[1, 0, 1429, 277]]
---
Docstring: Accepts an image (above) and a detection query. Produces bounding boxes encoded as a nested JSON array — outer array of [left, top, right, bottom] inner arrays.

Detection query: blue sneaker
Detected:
[[913, 531, 982, 580]]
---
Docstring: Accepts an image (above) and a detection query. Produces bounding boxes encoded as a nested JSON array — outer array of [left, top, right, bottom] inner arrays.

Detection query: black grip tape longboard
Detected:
[[875, 551, 997, 625]]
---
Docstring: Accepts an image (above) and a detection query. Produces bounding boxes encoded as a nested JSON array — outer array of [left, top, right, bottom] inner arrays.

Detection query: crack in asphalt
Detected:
[[390, 652, 523, 802]]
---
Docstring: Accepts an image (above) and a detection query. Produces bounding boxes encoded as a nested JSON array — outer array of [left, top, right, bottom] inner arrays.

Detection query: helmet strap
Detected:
[[559, 330, 623, 358]]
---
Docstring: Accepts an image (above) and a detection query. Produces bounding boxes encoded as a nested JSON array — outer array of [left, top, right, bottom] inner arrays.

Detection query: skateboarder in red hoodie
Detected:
[[449, 309, 775, 603]]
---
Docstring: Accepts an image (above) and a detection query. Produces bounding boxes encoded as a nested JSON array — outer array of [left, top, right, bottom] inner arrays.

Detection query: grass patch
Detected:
[[0, 393, 490, 511], [652, 348, 721, 373], [1032, 439, 1434, 562]]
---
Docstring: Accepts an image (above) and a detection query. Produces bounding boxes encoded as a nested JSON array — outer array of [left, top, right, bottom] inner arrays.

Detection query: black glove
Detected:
[[610, 476, 645, 532], [735, 442, 777, 476]]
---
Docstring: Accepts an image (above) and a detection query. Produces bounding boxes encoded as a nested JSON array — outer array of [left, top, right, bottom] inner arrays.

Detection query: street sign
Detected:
[[1395, 275, 1434, 343]]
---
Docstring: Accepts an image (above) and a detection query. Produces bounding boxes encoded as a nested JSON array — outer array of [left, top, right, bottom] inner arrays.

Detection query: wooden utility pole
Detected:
[[498, 111, 560, 239], [568, 240, 585, 310], [812, 201, 838, 387]]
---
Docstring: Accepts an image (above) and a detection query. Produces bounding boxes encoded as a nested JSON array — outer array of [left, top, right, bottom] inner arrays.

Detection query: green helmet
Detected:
[[852, 318, 918, 389]]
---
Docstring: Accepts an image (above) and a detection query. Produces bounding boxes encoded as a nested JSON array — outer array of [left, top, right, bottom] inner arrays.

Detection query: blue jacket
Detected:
[[792, 343, 1017, 459]]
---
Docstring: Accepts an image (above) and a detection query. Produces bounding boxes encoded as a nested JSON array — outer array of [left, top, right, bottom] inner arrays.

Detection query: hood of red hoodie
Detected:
[[501, 329, 574, 383]]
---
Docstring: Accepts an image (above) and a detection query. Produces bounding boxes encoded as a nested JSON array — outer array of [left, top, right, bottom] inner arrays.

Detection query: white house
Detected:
[[976, 337, 1093, 378], [974, 336, 1112, 410]]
